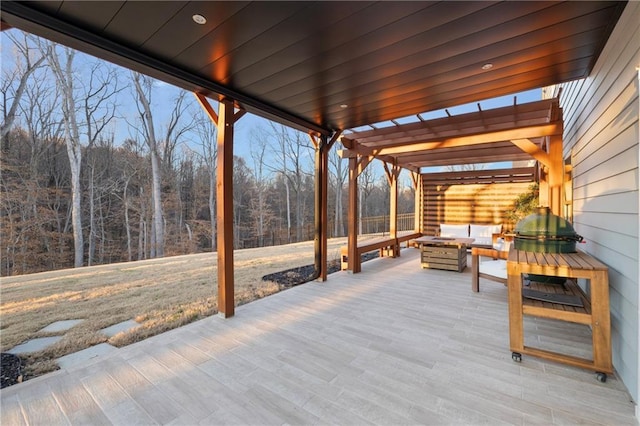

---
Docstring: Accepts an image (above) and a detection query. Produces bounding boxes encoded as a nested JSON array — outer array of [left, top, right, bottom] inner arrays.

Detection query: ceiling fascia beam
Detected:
[[0, 2, 331, 136]]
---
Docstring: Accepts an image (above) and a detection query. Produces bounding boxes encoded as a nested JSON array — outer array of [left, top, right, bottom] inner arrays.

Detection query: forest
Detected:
[[1, 30, 416, 276]]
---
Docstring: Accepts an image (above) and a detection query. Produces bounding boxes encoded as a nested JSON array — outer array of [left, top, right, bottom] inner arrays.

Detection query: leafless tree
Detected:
[[266, 123, 314, 242], [44, 43, 87, 267], [249, 128, 274, 246], [329, 141, 347, 237], [1, 31, 47, 149], [131, 72, 164, 258], [193, 115, 217, 250]]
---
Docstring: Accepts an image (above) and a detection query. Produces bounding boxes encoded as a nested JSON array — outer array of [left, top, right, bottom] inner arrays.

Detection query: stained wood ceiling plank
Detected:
[[209, 2, 372, 85], [229, 1, 430, 87], [241, 1, 493, 92], [284, 34, 600, 117], [174, 2, 309, 73], [260, 2, 609, 104], [56, 1, 124, 31], [103, 1, 187, 47], [142, 2, 249, 60]]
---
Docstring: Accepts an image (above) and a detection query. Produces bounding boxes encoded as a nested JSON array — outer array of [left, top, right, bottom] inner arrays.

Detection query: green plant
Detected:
[[506, 183, 539, 223]]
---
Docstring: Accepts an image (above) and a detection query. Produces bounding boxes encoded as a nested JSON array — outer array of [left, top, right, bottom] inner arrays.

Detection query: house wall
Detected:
[[551, 2, 639, 409]]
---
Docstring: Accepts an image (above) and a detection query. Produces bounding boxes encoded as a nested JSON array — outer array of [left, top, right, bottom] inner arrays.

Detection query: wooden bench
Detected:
[[340, 231, 422, 272]]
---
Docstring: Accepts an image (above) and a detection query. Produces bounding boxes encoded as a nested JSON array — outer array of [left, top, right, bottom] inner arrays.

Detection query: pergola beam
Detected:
[[345, 122, 561, 157]]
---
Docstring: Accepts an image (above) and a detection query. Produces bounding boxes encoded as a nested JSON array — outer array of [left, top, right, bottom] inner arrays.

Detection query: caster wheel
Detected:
[[596, 372, 607, 383], [512, 352, 522, 362]]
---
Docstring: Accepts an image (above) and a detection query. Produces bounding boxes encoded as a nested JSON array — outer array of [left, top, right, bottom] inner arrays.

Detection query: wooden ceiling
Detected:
[[341, 97, 562, 172], [0, 1, 627, 135]]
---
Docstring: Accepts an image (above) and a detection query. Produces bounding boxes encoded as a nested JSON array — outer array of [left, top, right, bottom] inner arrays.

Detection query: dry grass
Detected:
[[0, 238, 349, 380]]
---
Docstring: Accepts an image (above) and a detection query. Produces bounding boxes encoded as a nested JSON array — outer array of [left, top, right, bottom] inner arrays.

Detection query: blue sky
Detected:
[[2, 28, 541, 173]]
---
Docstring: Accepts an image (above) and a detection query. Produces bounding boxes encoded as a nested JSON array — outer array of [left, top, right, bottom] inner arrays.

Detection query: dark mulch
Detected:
[[262, 251, 379, 288], [1, 353, 22, 389]]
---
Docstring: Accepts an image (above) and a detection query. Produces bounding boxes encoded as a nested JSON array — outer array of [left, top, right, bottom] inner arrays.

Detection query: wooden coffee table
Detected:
[[415, 236, 474, 272]]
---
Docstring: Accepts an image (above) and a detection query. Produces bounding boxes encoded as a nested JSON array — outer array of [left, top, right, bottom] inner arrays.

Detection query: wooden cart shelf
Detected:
[[507, 249, 612, 380]]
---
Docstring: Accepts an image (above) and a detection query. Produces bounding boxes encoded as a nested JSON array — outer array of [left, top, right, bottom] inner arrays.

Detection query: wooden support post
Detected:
[[314, 134, 329, 281], [548, 135, 564, 216], [347, 156, 359, 272], [216, 99, 235, 318], [389, 163, 399, 256], [412, 172, 422, 233], [311, 131, 340, 281], [194, 93, 241, 318]]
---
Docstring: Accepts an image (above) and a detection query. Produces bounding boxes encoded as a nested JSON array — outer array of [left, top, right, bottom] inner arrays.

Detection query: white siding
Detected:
[[553, 2, 639, 407]]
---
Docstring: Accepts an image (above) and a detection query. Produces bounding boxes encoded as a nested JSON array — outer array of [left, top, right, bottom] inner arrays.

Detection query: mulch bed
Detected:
[[262, 252, 379, 288], [1, 353, 22, 388]]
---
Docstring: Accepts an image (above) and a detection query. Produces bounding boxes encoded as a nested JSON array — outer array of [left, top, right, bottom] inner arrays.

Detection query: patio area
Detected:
[[1, 248, 635, 425]]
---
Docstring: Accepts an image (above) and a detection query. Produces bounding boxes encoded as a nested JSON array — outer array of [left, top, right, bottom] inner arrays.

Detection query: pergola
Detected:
[[340, 96, 564, 272], [0, 1, 627, 317]]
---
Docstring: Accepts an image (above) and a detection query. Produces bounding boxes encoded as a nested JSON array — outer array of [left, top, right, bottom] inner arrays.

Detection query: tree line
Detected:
[[1, 31, 415, 276]]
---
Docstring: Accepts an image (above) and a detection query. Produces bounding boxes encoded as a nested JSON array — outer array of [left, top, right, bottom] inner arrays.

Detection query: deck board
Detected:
[[0, 249, 636, 425]]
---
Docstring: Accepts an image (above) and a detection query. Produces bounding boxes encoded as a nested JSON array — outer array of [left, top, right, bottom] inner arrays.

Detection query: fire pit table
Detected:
[[416, 236, 474, 272]]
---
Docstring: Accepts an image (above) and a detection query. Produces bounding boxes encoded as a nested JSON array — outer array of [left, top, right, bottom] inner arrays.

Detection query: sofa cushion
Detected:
[[439, 224, 469, 238], [479, 259, 508, 280], [470, 224, 502, 246]]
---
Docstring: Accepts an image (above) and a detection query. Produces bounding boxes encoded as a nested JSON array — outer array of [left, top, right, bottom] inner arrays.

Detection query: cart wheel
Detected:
[[596, 372, 607, 383], [512, 352, 522, 362]]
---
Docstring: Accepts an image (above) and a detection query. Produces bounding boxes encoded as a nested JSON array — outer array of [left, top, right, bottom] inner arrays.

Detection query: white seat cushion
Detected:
[[439, 224, 469, 238], [479, 259, 507, 280], [470, 224, 502, 246]]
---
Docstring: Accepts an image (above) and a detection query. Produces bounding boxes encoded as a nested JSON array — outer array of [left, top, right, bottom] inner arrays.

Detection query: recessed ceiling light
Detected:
[[340, 104, 348, 109], [192, 14, 207, 25], [481, 63, 493, 70]]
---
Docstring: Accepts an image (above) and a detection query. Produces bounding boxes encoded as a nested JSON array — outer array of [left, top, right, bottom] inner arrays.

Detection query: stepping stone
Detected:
[[57, 343, 118, 370], [7, 336, 63, 354], [100, 320, 140, 337], [39, 319, 84, 333]]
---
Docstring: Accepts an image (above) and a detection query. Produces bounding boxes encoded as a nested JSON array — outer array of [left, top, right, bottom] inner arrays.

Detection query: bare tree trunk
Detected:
[[132, 72, 164, 258], [283, 176, 291, 242], [88, 166, 96, 266], [47, 45, 84, 267], [123, 177, 132, 261], [331, 147, 347, 237]]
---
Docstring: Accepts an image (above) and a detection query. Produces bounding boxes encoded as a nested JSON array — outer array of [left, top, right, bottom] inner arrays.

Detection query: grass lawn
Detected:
[[0, 238, 351, 380]]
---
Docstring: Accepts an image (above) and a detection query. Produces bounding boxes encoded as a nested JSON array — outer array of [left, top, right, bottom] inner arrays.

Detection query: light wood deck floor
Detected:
[[1, 249, 636, 425]]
